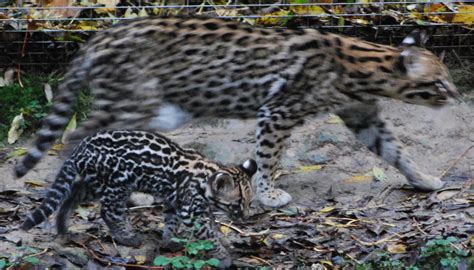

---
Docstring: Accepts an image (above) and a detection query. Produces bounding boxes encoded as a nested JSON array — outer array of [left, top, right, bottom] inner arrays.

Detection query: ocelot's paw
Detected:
[[113, 233, 143, 247], [257, 188, 292, 208], [209, 250, 232, 269], [407, 173, 444, 191], [161, 239, 183, 252]]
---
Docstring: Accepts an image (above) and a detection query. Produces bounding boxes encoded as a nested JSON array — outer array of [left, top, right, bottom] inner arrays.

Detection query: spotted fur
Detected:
[[15, 17, 458, 207], [21, 130, 257, 268]]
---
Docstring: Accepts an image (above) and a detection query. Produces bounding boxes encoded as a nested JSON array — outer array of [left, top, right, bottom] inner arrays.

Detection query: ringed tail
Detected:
[[15, 57, 88, 178], [21, 160, 77, 231]]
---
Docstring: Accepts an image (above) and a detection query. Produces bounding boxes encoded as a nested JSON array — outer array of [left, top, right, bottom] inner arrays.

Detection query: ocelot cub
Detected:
[[15, 16, 459, 208], [21, 130, 257, 268]]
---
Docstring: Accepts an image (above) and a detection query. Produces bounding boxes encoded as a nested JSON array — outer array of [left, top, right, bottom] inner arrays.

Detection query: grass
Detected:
[[0, 73, 92, 145]]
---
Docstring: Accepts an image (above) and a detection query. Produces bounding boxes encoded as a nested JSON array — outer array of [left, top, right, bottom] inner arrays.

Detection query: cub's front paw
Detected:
[[257, 188, 292, 208], [113, 232, 143, 247]]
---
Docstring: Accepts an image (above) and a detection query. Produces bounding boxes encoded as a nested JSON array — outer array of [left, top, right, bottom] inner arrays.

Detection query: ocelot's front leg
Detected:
[[255, 105, 301, 207], [160, 206, 183, 251], [193, 217, 231, 269], [336, 103, 444, 191]]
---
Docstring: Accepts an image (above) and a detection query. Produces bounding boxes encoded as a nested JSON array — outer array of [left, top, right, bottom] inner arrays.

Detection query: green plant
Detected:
[[355, 236, 470, 270], [153, 221, 220, 269], [153, 238, 219, 269], [0, 73, 91, 143], [0, 245, 42, 269], [418, 236, 468, 270]]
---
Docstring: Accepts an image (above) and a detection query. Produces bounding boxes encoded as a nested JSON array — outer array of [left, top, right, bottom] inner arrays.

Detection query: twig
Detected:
[[22, 248, 49, 260], [412, 218, 428, 236], [346, 254, 362, 264], [451, 50, 467, 69], [439, 145, 474, 178], [351, 233, 399, 246], [215, 220, 270, 237], [249, 255, 273, 267], [80, 243, 164, 269], [129, 205, 157, 211]]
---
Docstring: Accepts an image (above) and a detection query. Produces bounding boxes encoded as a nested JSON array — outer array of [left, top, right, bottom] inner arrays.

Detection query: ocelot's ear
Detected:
[[239, 159, 257, 177], [210, 173, 235, 196], [400, 29, 428, 48]]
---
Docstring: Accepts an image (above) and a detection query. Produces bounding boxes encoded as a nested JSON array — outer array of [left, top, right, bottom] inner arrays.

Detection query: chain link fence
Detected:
[[1, 1, 473, 72]]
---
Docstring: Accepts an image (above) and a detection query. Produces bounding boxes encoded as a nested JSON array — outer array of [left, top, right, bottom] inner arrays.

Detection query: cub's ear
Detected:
[[400, 29, 429, 48], [239, 159, 257, 177], [210, 173, 235, 196]]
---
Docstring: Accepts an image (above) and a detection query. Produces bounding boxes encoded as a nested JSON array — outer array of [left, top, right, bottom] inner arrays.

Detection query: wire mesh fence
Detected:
[[1, 1, 473, 72]]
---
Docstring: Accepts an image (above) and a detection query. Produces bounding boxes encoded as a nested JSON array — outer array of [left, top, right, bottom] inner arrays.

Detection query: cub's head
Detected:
[[208, 159, 257, 220], [386, 30, 459, 107]]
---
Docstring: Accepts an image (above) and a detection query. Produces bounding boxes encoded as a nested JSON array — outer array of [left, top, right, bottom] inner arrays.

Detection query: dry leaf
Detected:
[[452, 5, 474, 24], [319, 206, 335, 214], [24, 180, 46, 187], [61, 113, 77, 144], [271, 233, 286, 239], [6, 147, 27, 159], [343, 175, 371, 184], [44, 83, 53, 102], [8, 113, 24, 144], [220, 225, 232, 236], [296, 165, 322, 173], [134, 255, 146, 265], [326, 114, 343, 124], [387, 243, 407, 254], [373, 166, 389, 182], [4, 68, 15, 86]]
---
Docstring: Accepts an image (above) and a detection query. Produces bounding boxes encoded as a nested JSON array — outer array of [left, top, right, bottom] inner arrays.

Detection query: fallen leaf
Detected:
[[319, 206, 336, 214], [296, 165, 322, 173], [387, 243, 407, 254], [61, 113, 77, 144], [6, 147, 27, 159], [452, 5, 474, 24], [76, 206, 90, 220], [24, 180, 46, 187], [44, 83, 53, 102], [373, 167, 389, 182], [220, 225, 232, 236], [8, 113, 24, 144], [343, 175, 371, 184], [272, 233, 286, 240], [326, 114, 343, 124], [4, 68, 15, 86], [51, 143, 64, 151], [134, 255, 146, 265]]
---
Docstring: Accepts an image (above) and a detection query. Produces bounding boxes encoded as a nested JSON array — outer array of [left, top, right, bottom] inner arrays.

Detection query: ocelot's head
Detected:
[[207, 159, 257, 220], [361, 30, 459, 107]]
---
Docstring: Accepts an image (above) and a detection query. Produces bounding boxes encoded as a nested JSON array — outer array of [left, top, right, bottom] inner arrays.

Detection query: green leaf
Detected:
[[207, 258, 220, 267], [446, 236, 457, 243], [0, 259, 7, 269], [24, 257, 40, 265], [171, 256, 189, 268], [153, 256, 170, 266], [201, 241, 214, 250], [373, 166, 388, 182], [193, 260, 206, 269]]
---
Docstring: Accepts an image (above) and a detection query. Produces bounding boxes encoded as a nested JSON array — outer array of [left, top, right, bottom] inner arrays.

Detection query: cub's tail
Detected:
[[15, 57, 89, 178], [21, 160, 78, 231]]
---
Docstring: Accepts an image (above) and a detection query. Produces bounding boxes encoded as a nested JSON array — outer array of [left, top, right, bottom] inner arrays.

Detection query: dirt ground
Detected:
[[0, 99, 473, 269]]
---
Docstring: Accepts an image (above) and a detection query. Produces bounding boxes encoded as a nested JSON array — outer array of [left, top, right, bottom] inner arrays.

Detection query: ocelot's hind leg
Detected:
[[100, 186, 142, 247], [336, 102, 444, 191]]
